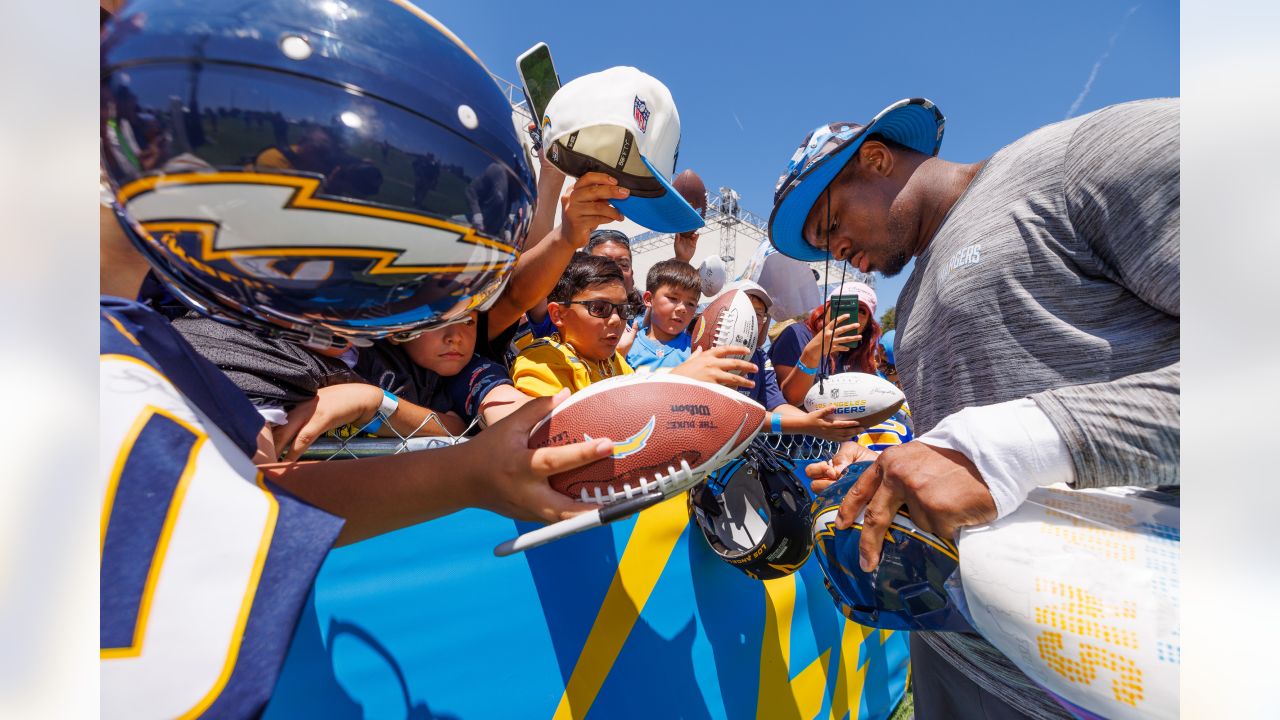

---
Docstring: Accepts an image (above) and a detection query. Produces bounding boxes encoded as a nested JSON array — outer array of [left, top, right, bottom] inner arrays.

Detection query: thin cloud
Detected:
[[1066, 5, 1140, 119], [732, 112, 745, 131]]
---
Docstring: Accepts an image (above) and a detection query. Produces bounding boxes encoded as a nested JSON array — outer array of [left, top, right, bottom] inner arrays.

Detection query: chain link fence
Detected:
[[300, 432, 840, 463]]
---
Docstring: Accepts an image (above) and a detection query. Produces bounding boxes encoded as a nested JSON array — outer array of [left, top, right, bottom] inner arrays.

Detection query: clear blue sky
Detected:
[[428, 0, 1179, 316]]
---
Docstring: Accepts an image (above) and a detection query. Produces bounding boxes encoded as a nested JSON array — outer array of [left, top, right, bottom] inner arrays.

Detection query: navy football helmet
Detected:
[[689, 443, 813, 581], [811, 463, 972, 631], [101, 0, 534, 347]]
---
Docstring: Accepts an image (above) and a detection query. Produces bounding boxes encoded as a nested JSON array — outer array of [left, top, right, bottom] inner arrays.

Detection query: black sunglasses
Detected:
[[564, 299, 637, 321]]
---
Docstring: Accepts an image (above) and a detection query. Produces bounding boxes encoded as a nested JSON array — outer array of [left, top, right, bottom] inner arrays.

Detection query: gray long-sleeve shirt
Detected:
[[897, 97, 1180, 490], [895, 98, 1179, 718]]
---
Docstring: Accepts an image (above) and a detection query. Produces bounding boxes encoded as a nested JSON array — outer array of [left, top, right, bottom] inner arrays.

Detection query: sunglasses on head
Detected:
[[563, 298, 637, 321]]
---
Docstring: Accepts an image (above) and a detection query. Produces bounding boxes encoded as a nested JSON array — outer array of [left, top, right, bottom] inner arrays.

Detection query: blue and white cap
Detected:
[[543, 66, 702, 233], [768, 98, 945, 262]]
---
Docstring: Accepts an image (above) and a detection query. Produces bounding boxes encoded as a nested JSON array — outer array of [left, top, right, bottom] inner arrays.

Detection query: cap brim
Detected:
[[769, 138, 865, 262], [769, 101, 944, 262], [610, 155, 704, 233]]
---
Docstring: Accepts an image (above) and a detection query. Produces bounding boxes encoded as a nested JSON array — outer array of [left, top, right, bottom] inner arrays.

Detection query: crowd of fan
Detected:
[[150, 162, 900, 463]]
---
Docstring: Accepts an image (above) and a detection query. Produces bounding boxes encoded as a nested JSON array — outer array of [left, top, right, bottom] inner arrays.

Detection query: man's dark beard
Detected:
[[877, 212, 914, 277], [879, 250, 910, 277]]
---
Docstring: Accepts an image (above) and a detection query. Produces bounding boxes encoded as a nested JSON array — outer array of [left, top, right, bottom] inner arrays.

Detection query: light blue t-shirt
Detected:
[[626, 329, 691, 371]]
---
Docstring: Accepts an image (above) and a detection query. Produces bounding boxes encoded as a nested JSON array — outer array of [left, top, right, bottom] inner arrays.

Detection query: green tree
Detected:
[[880, 305, 896, 331]]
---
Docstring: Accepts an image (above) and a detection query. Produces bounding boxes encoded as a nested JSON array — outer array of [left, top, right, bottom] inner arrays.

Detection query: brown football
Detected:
[[528, 373, 766, 504], [689, 289, 760, 374]]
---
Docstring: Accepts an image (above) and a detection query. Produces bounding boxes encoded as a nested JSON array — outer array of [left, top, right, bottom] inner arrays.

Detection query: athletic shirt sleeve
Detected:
[[100, 298, 342, 719], [353, 341, 442, 408], [736, 348, 786, 410], [511, 342, 576, 397], [768, 323, 811, 369], [439, 355, 514, 421]]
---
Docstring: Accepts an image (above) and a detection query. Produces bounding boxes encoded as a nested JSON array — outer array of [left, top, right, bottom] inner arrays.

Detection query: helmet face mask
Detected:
[[689, 444, 814, 581], [101, 0, 534, 343]]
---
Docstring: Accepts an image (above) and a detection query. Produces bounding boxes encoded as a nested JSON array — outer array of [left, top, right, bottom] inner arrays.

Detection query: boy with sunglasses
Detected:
[[512, 254, 638, 395], [513, 254, 757, 396]]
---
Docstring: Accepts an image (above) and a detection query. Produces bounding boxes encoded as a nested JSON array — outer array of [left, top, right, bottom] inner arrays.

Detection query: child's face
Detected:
[[748, 296, 770, 350], [552, 280, 629, 362], [645, 284, 699, 336], [402, 311, 477, 376]]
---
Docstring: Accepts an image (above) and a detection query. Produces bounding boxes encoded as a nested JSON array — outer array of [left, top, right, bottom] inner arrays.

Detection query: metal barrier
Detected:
[[300, 433, 840, 462]]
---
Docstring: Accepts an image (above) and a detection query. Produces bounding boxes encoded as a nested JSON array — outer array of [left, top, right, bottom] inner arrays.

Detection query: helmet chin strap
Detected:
[[818, 185, 849, 396]]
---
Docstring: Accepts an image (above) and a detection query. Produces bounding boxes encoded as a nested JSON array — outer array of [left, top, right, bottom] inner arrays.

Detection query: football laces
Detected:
[[577, 415, 753, 505], [714, 309, 734, 346]]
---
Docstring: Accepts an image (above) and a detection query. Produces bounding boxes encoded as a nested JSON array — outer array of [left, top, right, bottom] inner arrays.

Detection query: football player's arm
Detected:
[[1029, 99, 1180, 492], [485, 173, 628, 338], [263, 389, 614, 545]]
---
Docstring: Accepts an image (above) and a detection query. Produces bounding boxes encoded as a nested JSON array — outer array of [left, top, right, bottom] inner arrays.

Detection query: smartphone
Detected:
[[516, 43, 560, 128], [829, 294, 861, 349]]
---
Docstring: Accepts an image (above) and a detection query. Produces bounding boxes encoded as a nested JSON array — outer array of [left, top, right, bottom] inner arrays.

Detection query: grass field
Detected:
[[888, 683, 915, 720]]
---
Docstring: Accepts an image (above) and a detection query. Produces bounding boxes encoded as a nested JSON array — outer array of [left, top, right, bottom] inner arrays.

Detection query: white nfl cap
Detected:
[[543, 66, 702, 233]]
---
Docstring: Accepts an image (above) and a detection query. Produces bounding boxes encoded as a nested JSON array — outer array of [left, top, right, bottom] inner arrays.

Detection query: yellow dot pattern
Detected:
[[1040, 515, 1136, 562], [1034, 580, 1138, 649], [1037, 631, 1145, 707]]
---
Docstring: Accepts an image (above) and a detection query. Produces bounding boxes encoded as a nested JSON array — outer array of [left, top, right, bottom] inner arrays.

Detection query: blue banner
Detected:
[[265, 459, 909, 719]]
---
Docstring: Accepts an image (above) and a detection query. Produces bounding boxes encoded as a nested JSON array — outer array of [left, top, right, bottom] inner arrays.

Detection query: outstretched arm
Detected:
[[264, 389, 613, 546], [486, 173, 629, 338]]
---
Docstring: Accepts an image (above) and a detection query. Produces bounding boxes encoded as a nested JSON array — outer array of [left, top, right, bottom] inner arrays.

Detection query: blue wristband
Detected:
[[795, 360, 818, 376], [771, 412, 782, 434]]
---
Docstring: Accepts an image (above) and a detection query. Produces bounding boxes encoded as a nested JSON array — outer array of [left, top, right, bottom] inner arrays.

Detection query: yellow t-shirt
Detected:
[[512, 336, 634, 396]]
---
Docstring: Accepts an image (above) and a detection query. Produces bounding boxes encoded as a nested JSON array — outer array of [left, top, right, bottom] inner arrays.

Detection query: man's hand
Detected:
[[673, 230, 699, 264], [561, 172, 629, 249], [461, 388, 614, 523], [670, 345, 757, 389], [835, 442, 997, 572], [273, 383, 385, 460], [805, 440, 880, 492], [797, 406, 862, 443]]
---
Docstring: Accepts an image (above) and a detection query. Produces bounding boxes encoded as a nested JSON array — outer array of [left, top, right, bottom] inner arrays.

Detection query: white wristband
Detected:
[[916, 398, 1075, 519], [364, 390, 400, 434]]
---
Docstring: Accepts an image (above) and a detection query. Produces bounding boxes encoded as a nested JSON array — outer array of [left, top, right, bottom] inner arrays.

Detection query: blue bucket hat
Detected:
[[880, 328, 896, 366], [768, 98, 945, 262]]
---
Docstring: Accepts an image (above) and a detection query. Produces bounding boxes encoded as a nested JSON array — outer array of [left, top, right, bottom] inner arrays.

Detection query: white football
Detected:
[[697, 255, 727, 297], [802, 372, 905, 428], [690, 289, 760, 375]]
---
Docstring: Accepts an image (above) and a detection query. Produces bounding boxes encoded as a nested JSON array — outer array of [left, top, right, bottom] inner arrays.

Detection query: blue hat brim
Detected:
[[769, 100, 944, 262], [610, 155, 704, 233]]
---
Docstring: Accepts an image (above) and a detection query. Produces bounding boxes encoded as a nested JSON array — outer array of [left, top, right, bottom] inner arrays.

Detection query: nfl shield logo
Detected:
[[633, 96, 650, 133]]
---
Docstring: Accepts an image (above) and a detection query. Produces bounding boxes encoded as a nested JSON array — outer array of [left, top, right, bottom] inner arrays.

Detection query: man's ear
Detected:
[[547, 302, 565, 328], [642, 290, 653, 307], [857, 139, 894, 177]]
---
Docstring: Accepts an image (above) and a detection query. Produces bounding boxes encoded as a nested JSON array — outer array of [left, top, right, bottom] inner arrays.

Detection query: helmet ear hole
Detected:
[[689, 444, 814, 581]]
